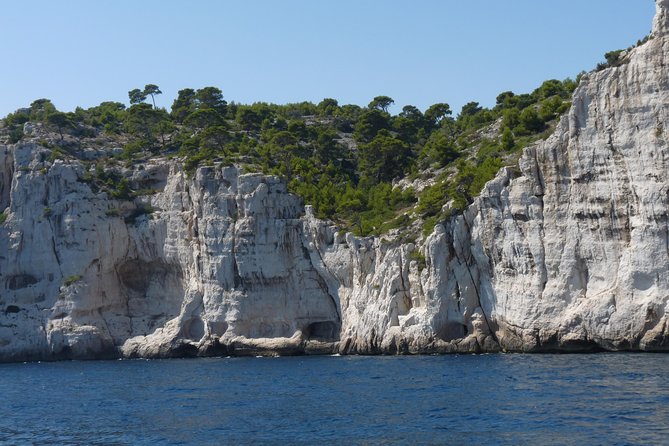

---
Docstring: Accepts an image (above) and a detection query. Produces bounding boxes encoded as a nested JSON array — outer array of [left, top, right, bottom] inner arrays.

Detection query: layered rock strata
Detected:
[[0, 1, 667, 360]]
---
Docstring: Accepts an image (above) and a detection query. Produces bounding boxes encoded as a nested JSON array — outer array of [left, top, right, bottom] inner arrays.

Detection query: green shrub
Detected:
[[518, 107, 545, 133], [597, 49, 626, 71], [422, 216, 437, 236], [417, 182, 447, 217], [605, 50, 624, 66], [38, 139, 54, 148], [121, 139, 146, 159], [409, 249, 427, 271], [63, 275, 82, 286], [49, 149, 64, 163], [500, 127, 515, 150], [110, 178, 132, 200], [8, 127, 24, 144]]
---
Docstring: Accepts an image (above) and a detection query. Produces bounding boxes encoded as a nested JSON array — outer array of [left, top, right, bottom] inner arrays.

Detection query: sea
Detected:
[[0, 353, 667, 445]]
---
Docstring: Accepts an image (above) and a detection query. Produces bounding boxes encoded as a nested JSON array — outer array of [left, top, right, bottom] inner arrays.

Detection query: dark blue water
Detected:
[[1, 354, 668, 445]]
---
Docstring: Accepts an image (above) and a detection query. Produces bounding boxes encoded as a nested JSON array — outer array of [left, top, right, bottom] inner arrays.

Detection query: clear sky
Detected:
[[0, 0, 656, 118]]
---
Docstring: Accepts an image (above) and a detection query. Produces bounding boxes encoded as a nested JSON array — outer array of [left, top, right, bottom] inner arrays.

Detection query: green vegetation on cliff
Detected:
[[0, 78, 578, 237]]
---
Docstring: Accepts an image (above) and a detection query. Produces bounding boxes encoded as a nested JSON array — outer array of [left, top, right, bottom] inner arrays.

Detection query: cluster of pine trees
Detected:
[[1, 77, 578, 236]]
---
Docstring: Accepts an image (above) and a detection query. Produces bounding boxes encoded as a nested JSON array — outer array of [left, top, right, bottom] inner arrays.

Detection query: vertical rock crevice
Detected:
[[1, 2, 669, 361], [0, 146, 13, 211]]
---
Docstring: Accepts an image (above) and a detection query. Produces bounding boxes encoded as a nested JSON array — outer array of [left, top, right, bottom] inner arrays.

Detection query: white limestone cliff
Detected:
[[0, 153, 341, 360], [0, 2, 667, 360], [305, 0, 669, 354]]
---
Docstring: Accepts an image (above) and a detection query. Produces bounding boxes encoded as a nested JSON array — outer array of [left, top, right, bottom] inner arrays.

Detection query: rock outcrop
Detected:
[[0, 2, 667, 361]]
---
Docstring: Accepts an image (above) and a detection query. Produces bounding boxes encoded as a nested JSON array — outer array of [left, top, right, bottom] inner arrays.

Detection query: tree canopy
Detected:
[[1, 74, 579, 237], [129, 85, 162, 108]]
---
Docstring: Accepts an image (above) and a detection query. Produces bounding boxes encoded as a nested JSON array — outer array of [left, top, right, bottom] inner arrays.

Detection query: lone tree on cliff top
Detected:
[[143, 84, 162, 108], [128, 84, 162, 108], [368, 96, 394, 113], [46, 111, 74, 140]]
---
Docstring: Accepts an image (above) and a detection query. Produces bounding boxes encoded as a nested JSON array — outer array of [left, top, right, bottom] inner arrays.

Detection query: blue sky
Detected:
[[0, 1, 655, 118]]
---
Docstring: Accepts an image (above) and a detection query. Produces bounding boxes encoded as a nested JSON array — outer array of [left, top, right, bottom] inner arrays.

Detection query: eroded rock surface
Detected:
[[0, 1, 667, 361]]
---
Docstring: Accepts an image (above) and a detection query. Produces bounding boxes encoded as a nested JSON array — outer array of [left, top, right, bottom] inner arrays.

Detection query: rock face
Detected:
[[0, 2, 668, 361], [0, 151, 343, 360]]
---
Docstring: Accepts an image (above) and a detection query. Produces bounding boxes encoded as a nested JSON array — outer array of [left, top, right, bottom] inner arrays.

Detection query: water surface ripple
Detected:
[[1, 354, 667, 445]]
